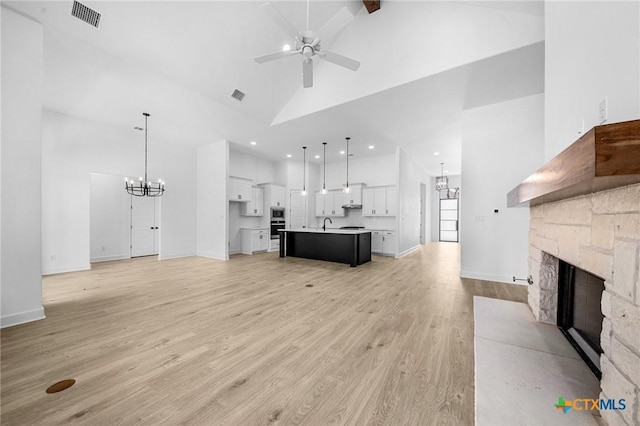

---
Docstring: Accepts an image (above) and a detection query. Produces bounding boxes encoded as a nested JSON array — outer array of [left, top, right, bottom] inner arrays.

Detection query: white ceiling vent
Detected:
[[71, 1, 101, 28], [231, 89, 246, 102]]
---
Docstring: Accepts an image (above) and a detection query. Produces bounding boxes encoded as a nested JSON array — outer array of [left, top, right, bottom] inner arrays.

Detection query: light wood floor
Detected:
[[1, 243, 527, 425]]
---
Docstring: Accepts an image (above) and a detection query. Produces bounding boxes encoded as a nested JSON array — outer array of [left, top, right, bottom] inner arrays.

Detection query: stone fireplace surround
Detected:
[[528, 183, 640, 426]]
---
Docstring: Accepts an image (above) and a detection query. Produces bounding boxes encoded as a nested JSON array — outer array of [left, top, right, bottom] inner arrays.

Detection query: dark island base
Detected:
[[279, 231, 371, 267]]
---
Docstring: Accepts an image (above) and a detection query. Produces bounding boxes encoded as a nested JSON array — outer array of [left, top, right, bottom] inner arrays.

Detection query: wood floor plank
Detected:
[[1, 243, 527, 425]]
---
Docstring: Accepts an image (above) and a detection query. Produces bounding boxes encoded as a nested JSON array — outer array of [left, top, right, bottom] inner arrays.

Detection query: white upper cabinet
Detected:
[[362, 186, 397, 216], [228, 177, 252, 202], [242, 187, 264, 216], [315, 191, 345, 217], [385, 186, 397, 215], [260, 183, 286, 208], [343, 184, 362, 205], [271, 185, 286, 208]]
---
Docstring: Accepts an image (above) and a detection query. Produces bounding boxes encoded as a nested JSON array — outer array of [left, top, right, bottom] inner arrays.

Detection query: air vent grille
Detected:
[[231, 89, 246, 102], [71, 1, 101, 28]]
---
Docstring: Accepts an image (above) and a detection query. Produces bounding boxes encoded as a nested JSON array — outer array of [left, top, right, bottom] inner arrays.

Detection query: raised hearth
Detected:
[[513, 119, 640, 426]]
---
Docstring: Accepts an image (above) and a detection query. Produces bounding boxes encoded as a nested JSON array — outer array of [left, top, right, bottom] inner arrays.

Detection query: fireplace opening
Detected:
[[557, 260, 604, 380]]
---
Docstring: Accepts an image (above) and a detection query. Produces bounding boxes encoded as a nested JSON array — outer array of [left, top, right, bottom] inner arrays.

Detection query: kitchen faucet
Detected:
[[323, 217, 333, 231]]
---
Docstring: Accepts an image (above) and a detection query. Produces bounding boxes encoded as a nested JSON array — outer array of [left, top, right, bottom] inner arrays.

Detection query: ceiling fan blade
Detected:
[[317, 7, 353, 45], [260, 2, 300, 41], [303, 58, 313, 88], [318, 51, 360, 71], [254, 49, 299, 64]]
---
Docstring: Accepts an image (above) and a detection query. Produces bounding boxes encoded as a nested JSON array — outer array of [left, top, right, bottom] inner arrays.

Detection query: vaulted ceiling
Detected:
[[5, 0, 544, 176]]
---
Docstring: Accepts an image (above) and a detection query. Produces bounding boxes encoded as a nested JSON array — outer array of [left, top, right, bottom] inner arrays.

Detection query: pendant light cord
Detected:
[[322, 142, 327, 190], [346, 137, 350, 189], [143, 113, 150, 183], [306, 0, 310, 31], [302, 146, 307, 191]]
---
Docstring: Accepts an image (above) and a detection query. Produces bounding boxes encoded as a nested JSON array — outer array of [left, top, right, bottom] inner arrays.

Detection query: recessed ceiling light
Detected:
[[340, 150, 345, 155], [368, 145, 374, 149], [433, 152, 440, 156], [282, 44, 291, 52], [315, 155, 320, 159], [250, 141, 257, 145], [286, 154, 292, 158]]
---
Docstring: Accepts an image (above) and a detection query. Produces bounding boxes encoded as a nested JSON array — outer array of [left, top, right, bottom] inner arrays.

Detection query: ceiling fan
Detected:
[[254, 1, 361, 88]]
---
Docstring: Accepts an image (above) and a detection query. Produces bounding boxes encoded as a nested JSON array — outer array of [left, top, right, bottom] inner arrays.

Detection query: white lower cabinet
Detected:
[[370, 230, 396, 256], [240, 228, 269, 254]]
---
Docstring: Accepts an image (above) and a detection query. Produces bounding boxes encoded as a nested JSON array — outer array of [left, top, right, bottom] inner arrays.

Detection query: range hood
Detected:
[[342, 203, 362, 209]]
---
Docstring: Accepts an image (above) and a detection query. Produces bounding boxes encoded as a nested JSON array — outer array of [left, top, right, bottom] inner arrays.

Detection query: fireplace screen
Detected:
[[557, 260, 605, 379]]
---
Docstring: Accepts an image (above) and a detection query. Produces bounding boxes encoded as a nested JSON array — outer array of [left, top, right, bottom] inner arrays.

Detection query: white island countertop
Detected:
[[279, 228, 372, 235]]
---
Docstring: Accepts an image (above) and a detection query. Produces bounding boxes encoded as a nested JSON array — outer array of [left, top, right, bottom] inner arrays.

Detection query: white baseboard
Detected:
[[196, 253, 228, 261], [396, 245, 421, 258], [459, 270, 515, 285], [1, 306, 45, 329], [90, 254, 130, 263], [159, 252, 197, 261], [42, 263, 91, 276]]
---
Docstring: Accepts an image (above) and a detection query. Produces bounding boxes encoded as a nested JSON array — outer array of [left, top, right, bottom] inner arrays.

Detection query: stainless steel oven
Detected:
[[270, 219, 285, 239]]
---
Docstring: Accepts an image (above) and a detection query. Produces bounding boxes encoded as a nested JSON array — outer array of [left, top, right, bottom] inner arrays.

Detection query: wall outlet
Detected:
[[599, 98, 608, 123], [101, 246, 106, 252], [50, 254, 56, 261]]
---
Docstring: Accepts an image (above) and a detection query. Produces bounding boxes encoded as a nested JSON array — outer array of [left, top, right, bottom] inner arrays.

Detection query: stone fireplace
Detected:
[[528, 183, 640, 426]]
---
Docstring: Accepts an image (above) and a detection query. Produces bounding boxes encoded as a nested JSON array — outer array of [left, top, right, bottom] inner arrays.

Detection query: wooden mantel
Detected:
[[507, 119, 640, 207]]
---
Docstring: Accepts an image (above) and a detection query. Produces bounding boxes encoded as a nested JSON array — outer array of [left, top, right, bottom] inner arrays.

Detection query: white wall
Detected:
[[229, 149, 277, 184], [41, 110, 198, 275], [397, 148, 423, 256], [460, 94, 544, 283], [1, 7, 45, 327], [90, 173, 131, 262], [545, 1, 640, 160], [197, 141, 228, 259], [323, 154, 396, 189], [275, 1, 544, 124], [431, 175, 462, 242]]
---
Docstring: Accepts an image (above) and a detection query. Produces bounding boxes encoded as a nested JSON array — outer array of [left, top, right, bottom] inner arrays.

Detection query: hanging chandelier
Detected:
[[301, 146, 307, 196], [435, 162, 448, 191], [321, 142, 327, 194], [343, 137, 351, 193], [125, 113, 165, 197]]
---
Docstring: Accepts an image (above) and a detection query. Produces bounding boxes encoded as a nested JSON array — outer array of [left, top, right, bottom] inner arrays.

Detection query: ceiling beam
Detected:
[[362, 0, 380, 14]]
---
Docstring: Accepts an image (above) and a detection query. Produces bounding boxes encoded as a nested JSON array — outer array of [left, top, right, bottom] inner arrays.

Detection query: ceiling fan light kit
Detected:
[[254, 2, 361, 88]]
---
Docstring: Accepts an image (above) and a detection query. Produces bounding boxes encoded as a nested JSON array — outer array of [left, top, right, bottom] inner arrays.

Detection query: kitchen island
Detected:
[[278, 228, 371, 267]]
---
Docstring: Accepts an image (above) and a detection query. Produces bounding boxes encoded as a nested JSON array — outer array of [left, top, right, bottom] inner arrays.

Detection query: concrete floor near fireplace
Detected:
[[474, 296, 601, 425]]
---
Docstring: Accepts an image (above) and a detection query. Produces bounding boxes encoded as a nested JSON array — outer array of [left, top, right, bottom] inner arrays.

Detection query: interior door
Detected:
[[439, 199, 459, 242], [131, 196, 158, 257]]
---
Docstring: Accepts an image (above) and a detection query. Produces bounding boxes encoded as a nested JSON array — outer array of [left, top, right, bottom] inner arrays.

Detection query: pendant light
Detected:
[[125, 113, 165, 197], [343, 137, 351, 193], [321, 142, 327, 194], [435, 162, 448, 191], [301, 146, 307, 196]]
